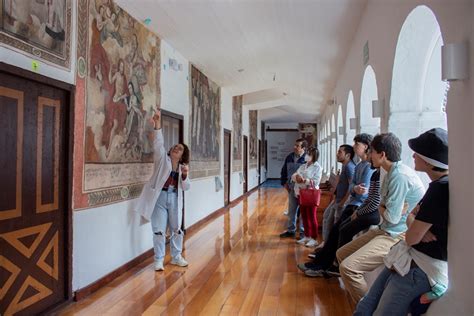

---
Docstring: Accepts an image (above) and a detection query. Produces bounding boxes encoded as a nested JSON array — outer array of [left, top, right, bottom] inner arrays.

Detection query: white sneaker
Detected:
[[154, 260, 164, 271], [170, 255, 188, 267], [314, 241, 325, 250], [305, 238, 319, 248], [296, 237, 310, 245]]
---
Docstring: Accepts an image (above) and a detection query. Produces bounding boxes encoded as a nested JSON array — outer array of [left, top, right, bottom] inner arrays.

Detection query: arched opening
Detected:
[[336, 105, 344, 173], [359, 65, 380, 136], [345, 90, 356, 144], [331, 113, 336, 174], [337, 105, 344, 147], [389, 5, 448, 185], [325, 120, 330, 174]]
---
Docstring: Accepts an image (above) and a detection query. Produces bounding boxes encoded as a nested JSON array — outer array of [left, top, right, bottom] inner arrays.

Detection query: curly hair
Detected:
[[179, 143, 190, 165]]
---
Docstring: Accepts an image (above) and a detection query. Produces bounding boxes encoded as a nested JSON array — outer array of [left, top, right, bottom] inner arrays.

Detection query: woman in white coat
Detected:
[[136, 110, 191, 271], [292, 147, 322, 248]]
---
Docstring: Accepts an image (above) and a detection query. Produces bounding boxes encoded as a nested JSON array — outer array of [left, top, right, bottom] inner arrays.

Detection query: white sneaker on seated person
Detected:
[[305, 238, 319, 248], [296, 236, 310, 245]]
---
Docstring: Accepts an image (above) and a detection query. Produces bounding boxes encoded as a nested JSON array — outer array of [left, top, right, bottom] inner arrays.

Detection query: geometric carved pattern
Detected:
[[88, 183, 145, 206], [4, 275, 53, 315], [0, 86, 24, 221], [0, 255, 21, 300], [36, 97, 60, 213], [0, 223, 52, 259], [37, 232, 59, 280]]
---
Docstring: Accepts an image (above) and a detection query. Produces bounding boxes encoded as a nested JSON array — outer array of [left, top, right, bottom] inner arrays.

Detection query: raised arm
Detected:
[[152, 110, 166, 165]]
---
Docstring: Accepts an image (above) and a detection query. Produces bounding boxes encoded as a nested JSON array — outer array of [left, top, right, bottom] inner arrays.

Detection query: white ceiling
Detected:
[[116, 0, 367, 123]]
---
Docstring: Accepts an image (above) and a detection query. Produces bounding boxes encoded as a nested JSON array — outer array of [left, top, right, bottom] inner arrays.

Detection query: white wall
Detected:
[[321, 1, 473, 314], [221, 89, 243, 201], [73, 200, 150, 290], [265, 122, 299, 129], [265, 130, 300, 178]]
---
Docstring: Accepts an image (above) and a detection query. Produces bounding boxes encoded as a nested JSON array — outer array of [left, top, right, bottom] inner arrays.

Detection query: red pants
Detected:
[[299, 204, 318, 239]]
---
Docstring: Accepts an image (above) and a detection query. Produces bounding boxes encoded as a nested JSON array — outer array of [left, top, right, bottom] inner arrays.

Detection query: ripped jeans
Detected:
[[151, 189, 183, 261]]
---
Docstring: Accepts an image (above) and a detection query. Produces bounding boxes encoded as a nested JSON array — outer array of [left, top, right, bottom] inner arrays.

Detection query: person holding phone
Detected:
[[135, 109, 191, 271]]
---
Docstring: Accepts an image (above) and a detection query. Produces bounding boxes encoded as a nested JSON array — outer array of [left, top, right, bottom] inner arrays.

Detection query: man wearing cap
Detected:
[[354, 128, 449, 315], [336, 132, 425, 304]]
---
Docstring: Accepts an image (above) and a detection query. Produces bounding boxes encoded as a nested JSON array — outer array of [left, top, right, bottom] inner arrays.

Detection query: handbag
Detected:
[[299, 180, 321, 207]]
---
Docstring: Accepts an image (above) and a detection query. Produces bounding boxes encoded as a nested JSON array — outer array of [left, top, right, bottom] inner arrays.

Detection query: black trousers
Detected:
[[311, 205, 379, 269]]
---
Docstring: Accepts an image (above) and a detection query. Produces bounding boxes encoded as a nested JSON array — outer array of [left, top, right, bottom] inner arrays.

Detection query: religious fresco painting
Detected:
[[83, 0, 161, 193], [189, 64, 221, 179], [298, 123, 317, 147], [0, 0, 72, 68], [249, 110, 258, 168], [232, 95, 243, 172]]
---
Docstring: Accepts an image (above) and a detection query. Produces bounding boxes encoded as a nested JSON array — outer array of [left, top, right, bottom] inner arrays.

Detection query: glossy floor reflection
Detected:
[[56, 187, 353, 315]]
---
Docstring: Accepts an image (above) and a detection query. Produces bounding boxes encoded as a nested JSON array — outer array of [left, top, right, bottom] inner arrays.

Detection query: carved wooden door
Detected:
[[0, 70, 69, 315]]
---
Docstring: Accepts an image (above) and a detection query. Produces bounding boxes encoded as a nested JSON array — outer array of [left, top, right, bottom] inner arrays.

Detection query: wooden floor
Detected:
[[56, 186, 353, 316]]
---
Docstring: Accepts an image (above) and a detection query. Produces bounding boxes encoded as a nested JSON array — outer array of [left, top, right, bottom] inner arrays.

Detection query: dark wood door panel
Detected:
[[0, 71, 68, 315]]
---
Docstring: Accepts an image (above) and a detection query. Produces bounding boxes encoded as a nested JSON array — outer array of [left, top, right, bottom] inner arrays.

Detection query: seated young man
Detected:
[[336, 133, 425, 304], [298, 159, 381, 278], [354, 128, 449, 316], [321, 144, 356, 242]]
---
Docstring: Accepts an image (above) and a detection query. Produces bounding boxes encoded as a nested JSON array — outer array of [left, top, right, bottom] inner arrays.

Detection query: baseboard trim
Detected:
[[74, 248, 154, 301], [73, 184, 261, 301]]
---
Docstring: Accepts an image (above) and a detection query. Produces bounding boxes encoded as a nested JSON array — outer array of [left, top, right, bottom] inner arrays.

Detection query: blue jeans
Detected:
[[287, 191, 304, 233], [354, 267, 431, 316], [151, 189, 183, 261]]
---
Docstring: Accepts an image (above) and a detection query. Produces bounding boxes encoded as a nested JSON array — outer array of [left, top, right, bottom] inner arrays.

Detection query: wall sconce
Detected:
[[372, 99, 384, 118], [338, 126, 344, 135], [442, 42, 469, 81], [349, 118, 358, 130]]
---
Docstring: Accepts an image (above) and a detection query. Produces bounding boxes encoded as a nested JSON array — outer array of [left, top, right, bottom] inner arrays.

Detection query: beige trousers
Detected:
[[336, 229, 403, 303]]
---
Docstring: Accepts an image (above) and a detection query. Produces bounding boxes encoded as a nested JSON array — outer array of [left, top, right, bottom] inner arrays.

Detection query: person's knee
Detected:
[[154, 230, 165, 236], [171, 228, 183, 236], [339, 259, 349, 274], [336, 247, 345, 263]]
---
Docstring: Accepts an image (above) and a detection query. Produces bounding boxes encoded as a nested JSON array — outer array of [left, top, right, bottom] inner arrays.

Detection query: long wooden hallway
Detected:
[[56, 185, 353, 315]]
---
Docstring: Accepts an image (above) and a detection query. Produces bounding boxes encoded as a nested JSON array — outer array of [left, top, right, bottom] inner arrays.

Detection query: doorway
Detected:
[[258, 140, 262, 184], [243, 136, 248, 193], [160, 110, 185, 228], [0, 64, 72, 315], [224, 129, 231, 205]]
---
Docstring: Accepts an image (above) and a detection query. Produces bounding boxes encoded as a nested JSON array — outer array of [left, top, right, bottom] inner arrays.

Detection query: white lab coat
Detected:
[[135, 129, 191, 222]]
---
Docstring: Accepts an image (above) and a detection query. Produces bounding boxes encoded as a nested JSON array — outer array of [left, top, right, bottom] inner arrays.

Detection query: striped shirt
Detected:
[[356, 169, 381, 216]]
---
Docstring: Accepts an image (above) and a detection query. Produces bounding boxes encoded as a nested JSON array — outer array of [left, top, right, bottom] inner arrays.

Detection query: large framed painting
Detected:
[[249, 110, 258, 168], [82, 0, 161, 194], [0, 0, 72, 68], [189, 64, 221, 179], [298, 123, 317, 147], [232, 95, 242, 172]]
